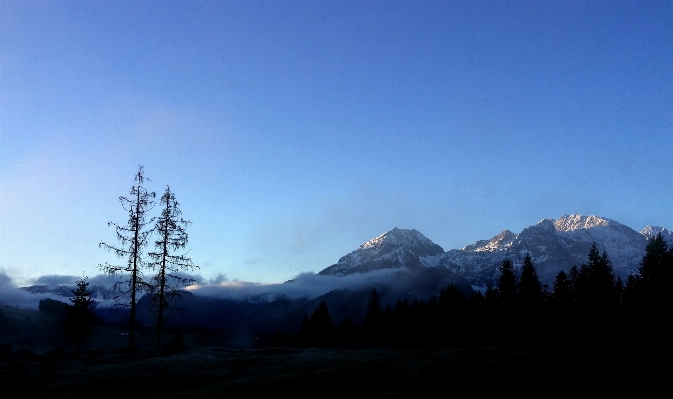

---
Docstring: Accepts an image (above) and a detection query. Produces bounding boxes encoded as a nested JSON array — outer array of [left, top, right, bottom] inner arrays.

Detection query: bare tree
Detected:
[[99, 165, 155, 350], [148, 186, 198, 352]]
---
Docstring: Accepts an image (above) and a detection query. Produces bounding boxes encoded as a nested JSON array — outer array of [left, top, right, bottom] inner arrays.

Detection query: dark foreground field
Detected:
[[0, 346, 663, 397]]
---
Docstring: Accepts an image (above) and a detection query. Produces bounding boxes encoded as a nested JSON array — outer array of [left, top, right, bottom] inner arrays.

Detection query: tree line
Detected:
[[291, 235, 672, 349]]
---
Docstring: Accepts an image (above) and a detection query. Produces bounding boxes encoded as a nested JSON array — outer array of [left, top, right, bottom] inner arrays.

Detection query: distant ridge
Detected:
[[319, 214, 672, 286]]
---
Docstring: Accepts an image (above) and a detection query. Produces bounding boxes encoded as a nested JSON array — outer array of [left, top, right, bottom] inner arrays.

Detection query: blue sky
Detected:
[[1, 1, 672, 286]]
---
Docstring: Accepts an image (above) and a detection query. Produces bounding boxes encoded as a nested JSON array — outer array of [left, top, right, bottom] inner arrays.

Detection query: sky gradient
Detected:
[[1, 1, 672, 286]]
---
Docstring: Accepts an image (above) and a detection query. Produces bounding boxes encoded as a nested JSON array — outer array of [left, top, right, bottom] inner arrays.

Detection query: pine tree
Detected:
[[551, 270, 572, 308], [568, 265, 580, 302], [572, 243, 619, 345], [63, 277, 96, 351], [147, 186, 197, 352], [298, 301, 334, 347], [497, 258, 517, 303], [576, 242, 616, 307], [519, 253, 543, 307], [625, 233, 671, 344], [549, 270, 574, 343], [494, 259, 518, 345], [629, 233, 670, 304], [364, 288, 383, 325], [363, 289, 384, 345], [515, 253, 544, 344], [99, 165, 155, 350], [598, 251, 617, 303]]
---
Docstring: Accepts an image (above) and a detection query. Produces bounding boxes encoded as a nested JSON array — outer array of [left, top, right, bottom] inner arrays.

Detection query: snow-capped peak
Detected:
[[360, 227, 435, 250], [319, 214, 671, 284], [318, 227, 444, 276], [471, 230, 516, 252], [640, 226, 673, 243], [553, 214, 612, 232]]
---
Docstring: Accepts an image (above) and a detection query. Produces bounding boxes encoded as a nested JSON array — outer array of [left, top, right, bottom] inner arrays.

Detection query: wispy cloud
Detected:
[[0, 270, 69, 309], [189, 268, 411, 301], [32, 274, 78, 286]]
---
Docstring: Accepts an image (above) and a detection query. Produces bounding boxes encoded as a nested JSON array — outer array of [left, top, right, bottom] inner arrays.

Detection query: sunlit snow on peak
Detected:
[[360, 227, 434, 250], [553, 214, 612, 231]]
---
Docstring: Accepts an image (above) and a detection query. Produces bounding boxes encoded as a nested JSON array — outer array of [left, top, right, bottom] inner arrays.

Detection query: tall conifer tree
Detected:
[[497, 259, 517, 303], [363, 289, 384, 345], [63, 277, 96, 351], [148, 186, 197, 352], [364, 289, 383, 325], [519, 253, 543, 307], [575, 242, 616, 307], [298, 301, 334, 347], [631, 233, 670, 303], [552, 270, 572, 307], [99, 166, 155, 350], [625, 233, 671, 344]]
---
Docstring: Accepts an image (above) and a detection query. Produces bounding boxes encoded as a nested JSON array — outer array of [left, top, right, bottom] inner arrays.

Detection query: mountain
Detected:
[[15, 214, 669, 339], [17, 214, 671, 313], [438, 214, 654, 286], [318, 227, 445, 276], [318, 214, 671, 286], [640, 226, 673, 243]]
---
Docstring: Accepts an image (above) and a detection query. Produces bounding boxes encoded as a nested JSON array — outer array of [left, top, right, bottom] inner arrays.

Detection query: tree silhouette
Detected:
[[364, 288, 383, 326], [518, 253, 543, 308], [624, 233, 671, 344], [363, 289, 384, 345], [572, 243, 618, 345], [628, 233, 670, 304], [551, 270, 572, 308], [147, 186, 198, 352], [497, 258, 517, 303], [516, 253, 544, 344], [63, 277, 96, 351], [99, 165, 155, 350], [577, 242, 616, 307], [298, 301, 334, 347], [494, 259, 518, 345]]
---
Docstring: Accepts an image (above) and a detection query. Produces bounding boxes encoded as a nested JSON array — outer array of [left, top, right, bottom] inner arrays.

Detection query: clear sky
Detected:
[[1, 1, 672, 286]]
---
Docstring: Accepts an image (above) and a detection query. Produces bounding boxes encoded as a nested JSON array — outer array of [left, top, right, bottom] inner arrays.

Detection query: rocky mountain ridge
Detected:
[[318, 227, 445, 276], [319, 214, 673, 286]]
